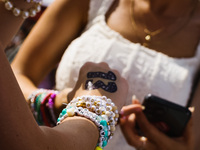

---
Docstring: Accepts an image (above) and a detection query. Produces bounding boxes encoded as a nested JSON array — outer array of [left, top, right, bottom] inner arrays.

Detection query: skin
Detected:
[[0, 50, 128, 150], [0, 0, 33, 49], [0, 1, 129, 149], [10, 0, 200, 149], [190, 80, 200, 149], [120, 99, 195, 150]]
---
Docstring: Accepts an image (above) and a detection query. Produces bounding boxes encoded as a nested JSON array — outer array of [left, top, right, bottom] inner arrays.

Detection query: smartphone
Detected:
[[142, 94, 191, 137]]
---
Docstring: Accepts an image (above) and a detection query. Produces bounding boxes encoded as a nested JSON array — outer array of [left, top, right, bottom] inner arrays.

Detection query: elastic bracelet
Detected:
[[35, 93, 45, 125], [40, 92, 53, 126], [1, 0, 42, 19], [26, 0, 42, 3], [57, 95, 119, 149], [47, 93, 57, 125], [28, 89, 59, 126]]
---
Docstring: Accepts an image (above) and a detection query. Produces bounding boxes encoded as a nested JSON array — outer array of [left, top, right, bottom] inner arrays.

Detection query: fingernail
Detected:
[[132, 95, 137, 100], [189, 106, 195, 113], [141, 106, 145, 110], [119, 110, 124, 116], [140, 136, 147, 142]]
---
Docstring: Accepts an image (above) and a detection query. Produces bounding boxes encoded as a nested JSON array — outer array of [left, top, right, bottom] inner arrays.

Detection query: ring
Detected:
[[137, 136, 147, 150]]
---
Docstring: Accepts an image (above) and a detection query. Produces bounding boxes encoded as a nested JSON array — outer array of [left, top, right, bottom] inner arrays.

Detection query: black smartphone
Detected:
[[142, 94, 191, 137]]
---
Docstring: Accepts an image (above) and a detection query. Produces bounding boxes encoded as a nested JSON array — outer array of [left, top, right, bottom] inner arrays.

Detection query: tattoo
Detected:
[[87, 71, 116, 81], [85, 80, 117, 93]]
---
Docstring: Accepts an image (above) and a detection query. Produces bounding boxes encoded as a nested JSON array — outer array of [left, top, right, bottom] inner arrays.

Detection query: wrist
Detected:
[[54, 88, 72, 117], [57, 95, 119, 149], [1, 0, 42, 19], [28, 89, 59, 126]]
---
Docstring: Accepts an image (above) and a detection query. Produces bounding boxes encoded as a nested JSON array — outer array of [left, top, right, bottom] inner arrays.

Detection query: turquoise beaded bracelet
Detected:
[[57, 95, 119, 149]]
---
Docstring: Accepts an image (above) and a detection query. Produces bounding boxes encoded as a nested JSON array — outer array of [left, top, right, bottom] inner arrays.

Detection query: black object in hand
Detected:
[[142, 94, 191, 137]]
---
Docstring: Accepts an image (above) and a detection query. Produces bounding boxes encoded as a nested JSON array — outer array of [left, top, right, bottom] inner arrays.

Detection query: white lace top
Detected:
[[55, 0, 200, 149]]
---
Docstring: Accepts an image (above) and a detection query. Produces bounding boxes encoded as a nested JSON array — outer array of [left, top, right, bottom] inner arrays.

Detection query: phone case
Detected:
[[142, 94, 191, 137]]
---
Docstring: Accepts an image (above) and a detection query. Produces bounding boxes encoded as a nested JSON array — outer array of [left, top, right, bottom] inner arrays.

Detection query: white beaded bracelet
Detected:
[[26, 0, 42, 3], [1, 0, 42, 19], [57, 95, 119, 149]]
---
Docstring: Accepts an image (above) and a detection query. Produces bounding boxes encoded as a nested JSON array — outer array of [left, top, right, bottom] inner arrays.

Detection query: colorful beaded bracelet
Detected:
[[57, 95, 119, 149], [28, 89, 59, 126], [1, 0, 42, 19]]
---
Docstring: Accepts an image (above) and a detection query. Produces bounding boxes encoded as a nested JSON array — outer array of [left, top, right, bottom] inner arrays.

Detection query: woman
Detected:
[[11, 0, 200, 149]]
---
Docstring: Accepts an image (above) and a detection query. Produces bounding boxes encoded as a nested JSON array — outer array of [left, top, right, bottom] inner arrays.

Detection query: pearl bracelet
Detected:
[[1, 0, 42, 19], [57, 95, 119, 149], [26, 0, 42, 3]]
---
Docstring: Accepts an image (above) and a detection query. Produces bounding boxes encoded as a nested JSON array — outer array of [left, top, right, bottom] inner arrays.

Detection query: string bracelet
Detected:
[[57, 95, 119, 149], [1, 0, 42, 19], [28, 89, 59, 126]]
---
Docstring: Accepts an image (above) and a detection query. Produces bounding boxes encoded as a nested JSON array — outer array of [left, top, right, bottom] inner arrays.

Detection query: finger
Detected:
[[182, 117, 194, 148], [135, 110, 172, 146], [120, 114, 156, 150], [188, 106, 195, 114], [80, 62, 110, 74], [98, 62, 110, 69], [120, 104, 143, 116], [132, 95, 140, 104], [88, 62, 111, 72], [120, 114, 144, 148], [182, 107, 194, 142]]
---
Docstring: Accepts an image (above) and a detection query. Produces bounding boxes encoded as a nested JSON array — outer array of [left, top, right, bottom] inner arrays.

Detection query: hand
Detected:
[[67, 62, 129, 110], [120, 99, 194, 150], [54, 88, 73, 117]]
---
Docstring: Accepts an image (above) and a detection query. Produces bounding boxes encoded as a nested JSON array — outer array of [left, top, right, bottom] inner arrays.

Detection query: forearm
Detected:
[[11, 0, 90, 98], [191, 81, 200, 150], [0, 48, 43, 149], [0, 0, 38, 50], [12, 69, 38, 100], [0, 50, 98, 150], [43, 117, 99, 150]]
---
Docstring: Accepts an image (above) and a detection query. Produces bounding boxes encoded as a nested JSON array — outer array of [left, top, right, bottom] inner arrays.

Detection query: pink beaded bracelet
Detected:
[[28, 89, 59, 126]]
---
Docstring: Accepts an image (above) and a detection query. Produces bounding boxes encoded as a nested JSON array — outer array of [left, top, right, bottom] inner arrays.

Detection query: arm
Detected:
[[1, 49, 128, 149], [0, 51, 98, 150], [0, 0, 34, 49], [191, 79, 200, 150], [0, 1, 96, 148], [1, 1, 129, 149], [11, 0, 90, 100]]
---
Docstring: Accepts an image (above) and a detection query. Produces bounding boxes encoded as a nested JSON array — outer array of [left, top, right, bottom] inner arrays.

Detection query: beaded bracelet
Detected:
[[1, 0, 42, 19], [57, 95, 119, 149], [26, 0, 42, 3], [28, 89, 59, 126]]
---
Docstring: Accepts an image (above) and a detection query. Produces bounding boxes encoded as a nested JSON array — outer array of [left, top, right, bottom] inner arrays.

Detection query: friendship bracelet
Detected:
[[46, 93, 57, 125], [1, 0, 42, 19], [35, 93, 46, 125], [57, 95, 119, 149], [28, 89, 59, 126]]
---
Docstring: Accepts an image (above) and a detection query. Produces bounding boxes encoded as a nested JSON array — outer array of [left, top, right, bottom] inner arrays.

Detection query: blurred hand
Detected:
[[120, 99, 194, 150]]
